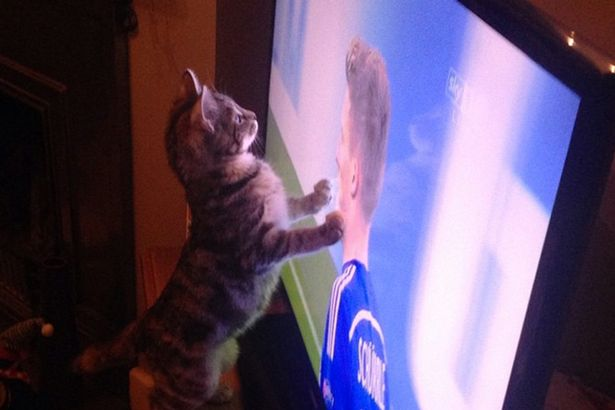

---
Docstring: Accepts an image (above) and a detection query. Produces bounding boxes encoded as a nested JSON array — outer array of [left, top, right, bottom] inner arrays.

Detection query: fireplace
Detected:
[[0, 92, 43, 323], [0, 57, 75, 330], [0, 2, 135, 405]]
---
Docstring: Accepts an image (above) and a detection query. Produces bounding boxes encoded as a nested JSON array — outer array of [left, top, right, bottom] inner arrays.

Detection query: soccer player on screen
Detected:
[[320, 37, 391, 410]]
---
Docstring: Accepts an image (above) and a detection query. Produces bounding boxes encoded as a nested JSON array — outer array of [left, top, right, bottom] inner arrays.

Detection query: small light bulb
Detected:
[[41, 323, 54, 337], [567, 31, 575, 47], [609, 64, 615, 74]]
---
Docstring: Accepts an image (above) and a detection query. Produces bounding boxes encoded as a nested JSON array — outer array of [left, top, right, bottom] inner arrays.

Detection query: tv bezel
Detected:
[[216, 0, 615, 408]]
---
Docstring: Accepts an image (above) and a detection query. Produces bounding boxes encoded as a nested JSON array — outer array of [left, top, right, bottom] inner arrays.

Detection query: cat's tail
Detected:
[[72, 320, 138, 374]]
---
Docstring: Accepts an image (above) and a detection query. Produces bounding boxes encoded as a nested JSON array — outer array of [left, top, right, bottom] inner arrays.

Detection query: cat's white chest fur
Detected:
[[258, 165, 290, 228]]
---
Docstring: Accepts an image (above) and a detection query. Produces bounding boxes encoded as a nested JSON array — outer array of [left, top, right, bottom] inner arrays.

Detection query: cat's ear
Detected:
[[199, 86, 215, 133], [179, 68, 202, 100]]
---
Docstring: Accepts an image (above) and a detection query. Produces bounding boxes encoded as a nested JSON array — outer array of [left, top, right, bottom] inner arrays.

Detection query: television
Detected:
[[260, 0, 615, 408]]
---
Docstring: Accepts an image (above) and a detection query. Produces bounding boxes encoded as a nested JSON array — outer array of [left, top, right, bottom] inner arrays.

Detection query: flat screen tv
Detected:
[[263, 0, 615, 408]]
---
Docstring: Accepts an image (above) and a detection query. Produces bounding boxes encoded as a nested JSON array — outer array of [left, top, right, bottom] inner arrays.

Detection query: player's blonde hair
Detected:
[[345, 37, 391, 221]]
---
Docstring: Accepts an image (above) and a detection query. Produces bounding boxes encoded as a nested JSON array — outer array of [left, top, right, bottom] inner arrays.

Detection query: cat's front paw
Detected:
[[324, 211, 344, 243], [312, 179, 333, 210]]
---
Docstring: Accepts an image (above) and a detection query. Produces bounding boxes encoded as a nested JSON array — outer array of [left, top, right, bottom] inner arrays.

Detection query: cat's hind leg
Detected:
[[218, 337, 239, 374], [147, 342, 229, 409], [149, 371, 208, 410], [206, 338, 239, 404]]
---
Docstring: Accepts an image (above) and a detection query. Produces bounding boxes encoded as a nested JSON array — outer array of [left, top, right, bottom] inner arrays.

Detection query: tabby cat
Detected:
[[73, 69, 344, 409]]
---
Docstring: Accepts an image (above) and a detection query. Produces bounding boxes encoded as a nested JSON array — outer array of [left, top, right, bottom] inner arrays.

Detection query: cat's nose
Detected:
[[245, 110, 256, 121]]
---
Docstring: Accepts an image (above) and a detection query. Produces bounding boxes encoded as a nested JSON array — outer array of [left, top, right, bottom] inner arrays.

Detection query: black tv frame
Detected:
[[216, 0, 615, 408], [459, 0, 615, 408]]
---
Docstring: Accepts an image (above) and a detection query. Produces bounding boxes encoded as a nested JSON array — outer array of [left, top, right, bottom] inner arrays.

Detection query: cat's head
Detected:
[[166, 69, 258, 183]]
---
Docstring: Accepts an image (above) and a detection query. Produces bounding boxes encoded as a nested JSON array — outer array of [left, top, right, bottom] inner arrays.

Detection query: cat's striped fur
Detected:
[[73, 69, 343, 409]]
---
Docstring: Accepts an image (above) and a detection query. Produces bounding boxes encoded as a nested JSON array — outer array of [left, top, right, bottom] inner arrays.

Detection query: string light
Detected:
[[566, 31, 575, 47]]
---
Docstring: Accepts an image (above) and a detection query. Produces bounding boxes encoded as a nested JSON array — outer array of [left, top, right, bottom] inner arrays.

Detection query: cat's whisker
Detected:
[[250, 135, 265, 157]]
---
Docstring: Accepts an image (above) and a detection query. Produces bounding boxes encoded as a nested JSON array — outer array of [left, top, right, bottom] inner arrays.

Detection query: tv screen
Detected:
[[264, 0, 615, 408]]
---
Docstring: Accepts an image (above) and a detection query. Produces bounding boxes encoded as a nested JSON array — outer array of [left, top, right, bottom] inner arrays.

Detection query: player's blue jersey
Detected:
[[320, 259, 389, 410]]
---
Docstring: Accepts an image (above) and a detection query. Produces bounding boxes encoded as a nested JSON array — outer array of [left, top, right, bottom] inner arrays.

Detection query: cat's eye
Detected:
[[235, 114, 244, 124]]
